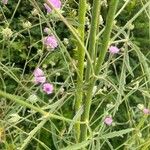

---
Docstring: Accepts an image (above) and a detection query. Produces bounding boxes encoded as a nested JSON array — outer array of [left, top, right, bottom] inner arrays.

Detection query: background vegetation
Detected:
[[0, 0, 150, 149]]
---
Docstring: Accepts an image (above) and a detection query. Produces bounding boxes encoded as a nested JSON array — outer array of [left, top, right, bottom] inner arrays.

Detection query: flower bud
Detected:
[[2, 27, 13, 39], [31, 8, 39, 16], [22, 21, 32, 29], [63, 38, 69, 45], [137, 104, 144, 110]]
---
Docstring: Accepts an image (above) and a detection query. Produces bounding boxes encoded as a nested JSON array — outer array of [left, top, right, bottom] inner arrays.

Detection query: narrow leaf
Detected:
[[60, 140, 91, 150], [101, 128, 134, 139]]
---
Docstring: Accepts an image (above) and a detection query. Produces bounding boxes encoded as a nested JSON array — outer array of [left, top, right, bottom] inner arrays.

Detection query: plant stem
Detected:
[[75, 0, 87, 141], [80, 0, 119, 142], [85, 0, 101, 81]]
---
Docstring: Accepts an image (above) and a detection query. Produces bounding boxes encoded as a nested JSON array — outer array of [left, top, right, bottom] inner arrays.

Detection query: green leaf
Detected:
[[51, 122, 59, 150], [101, 128, 134, 139], [60, 140, 91, 150], [68, 106, 83, 134], [124, 48, 134, 77]]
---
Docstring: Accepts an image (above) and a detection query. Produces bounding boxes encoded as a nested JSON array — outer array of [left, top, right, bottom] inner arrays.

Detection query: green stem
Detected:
[[80, 0, 119, 142], [85, 0, 101, 81], [9, 0, 22, 25], [75, 0, 87, 141], [95, 0, 119, 75], [0, 40, 5, 61]]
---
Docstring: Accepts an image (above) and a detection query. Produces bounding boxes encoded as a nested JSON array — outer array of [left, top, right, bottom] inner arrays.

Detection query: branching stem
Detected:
[[80, 0, 119, 141]]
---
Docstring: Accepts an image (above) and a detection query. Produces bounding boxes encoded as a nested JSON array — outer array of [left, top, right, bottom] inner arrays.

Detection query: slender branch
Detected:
[[95, 0, 119, 75], [80, 0, 119, 141]]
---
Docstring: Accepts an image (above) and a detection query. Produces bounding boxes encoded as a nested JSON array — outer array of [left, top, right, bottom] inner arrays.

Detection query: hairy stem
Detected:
[[85, 0, 101, 81], [80, 0, 119, 141], [75, 0, 87, 142]]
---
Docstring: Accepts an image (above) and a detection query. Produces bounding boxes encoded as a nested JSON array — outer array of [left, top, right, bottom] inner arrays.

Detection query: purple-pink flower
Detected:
[[2, 0, 8, 4], [143, 108, 150, 115], [43, 83, 53, 94], [33, 68, 46, 84], [104, 116, 113, 126], [109, 46, 120, 54], [43, 35, 58, 50], [33, 68, 54, 94], [44, 0, 62, 13], [33, 68, 44, 77], [34, 76, 46, 84]]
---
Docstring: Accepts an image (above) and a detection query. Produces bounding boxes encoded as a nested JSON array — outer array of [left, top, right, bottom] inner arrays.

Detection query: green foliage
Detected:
[[0, 0, 150, 149]]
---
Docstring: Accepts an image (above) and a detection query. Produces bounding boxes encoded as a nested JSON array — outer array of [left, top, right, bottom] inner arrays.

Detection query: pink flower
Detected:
[[33, 68, 44, 77], [44, 0, 61, 13], [43, 83, 53, 94], [104, 117, 113, 126], [109, 46, 120, 54], [34, 76, 46, 84], [43, 35, 58, 49], [2, 0, 8, 4], [143, 108, 150, 115], [33, 68, 46, 84]]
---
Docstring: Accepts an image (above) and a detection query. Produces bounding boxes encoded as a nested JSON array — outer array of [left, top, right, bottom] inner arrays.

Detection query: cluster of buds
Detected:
[[1, 27, 13, 39]]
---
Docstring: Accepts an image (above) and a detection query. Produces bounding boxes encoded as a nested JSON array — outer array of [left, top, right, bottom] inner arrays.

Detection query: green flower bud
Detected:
[[2, 27, 13, 39]]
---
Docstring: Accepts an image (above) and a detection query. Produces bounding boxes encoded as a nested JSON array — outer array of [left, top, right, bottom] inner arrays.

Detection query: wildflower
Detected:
[[44, 0, 61, 13], [43, 35, 58, 50], [43, 83, 53, 94], [104, 116, 113, 126], [2, 0, 8, 5], [143, 108, 150, 115], [109, 46, 120, 54], [33, 68, 44, 77], [33, 68, 46, 84], [34, 76, 46, 84]]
